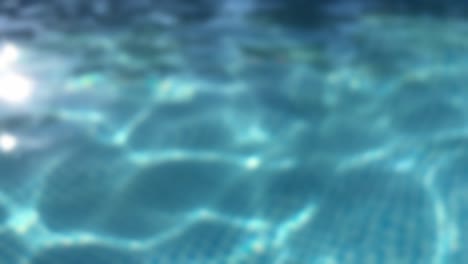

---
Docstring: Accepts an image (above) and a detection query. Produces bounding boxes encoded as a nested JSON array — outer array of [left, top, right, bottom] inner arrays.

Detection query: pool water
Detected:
[[0, 3, 467, 264]]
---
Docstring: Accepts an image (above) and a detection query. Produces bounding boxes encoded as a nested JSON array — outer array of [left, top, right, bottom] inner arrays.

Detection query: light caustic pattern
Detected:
[[0, 16, 467, 264]]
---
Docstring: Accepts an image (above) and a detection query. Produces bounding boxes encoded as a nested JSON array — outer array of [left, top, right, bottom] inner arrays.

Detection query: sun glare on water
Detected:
[[0, 43, 19, 69], [0, 73, 33, 104], [0, 43, 34, 105], [0, 132, 17, 153]]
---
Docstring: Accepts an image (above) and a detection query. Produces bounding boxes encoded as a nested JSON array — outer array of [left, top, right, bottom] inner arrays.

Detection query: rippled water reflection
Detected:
[[0, 10, 467, 264]]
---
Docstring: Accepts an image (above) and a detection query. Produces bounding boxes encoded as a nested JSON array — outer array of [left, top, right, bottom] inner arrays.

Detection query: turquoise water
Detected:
[[0, 10, 467, 264]]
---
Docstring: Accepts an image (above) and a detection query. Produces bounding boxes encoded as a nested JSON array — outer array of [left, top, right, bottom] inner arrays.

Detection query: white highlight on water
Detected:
[[0, 132, 17, 153]]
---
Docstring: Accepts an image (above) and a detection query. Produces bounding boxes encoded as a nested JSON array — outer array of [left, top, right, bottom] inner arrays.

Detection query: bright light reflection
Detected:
[[0, 73, 34, 104], [244, 156, 261, 170], [0, 132, 17, 153], [0, 43, 20, 69], [0, 43, 34, 104], [2, 43, 19, 62]]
